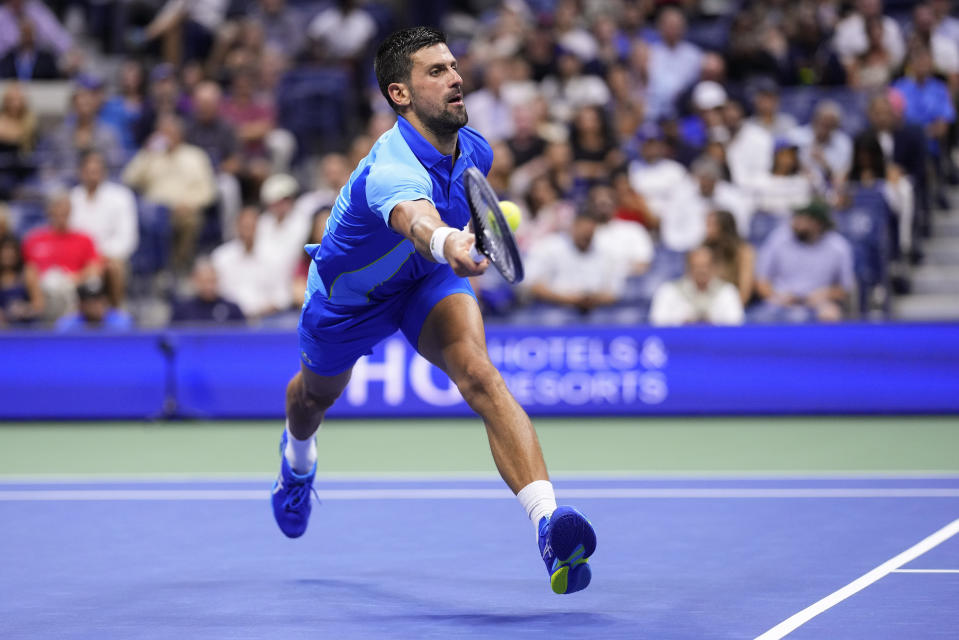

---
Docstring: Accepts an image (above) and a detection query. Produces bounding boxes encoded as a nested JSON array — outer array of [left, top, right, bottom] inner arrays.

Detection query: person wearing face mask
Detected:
[[753, 200, 855, 323]]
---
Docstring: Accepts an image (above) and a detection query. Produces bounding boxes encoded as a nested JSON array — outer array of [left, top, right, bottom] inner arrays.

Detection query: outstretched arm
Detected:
[[388, 199, 488, 277]]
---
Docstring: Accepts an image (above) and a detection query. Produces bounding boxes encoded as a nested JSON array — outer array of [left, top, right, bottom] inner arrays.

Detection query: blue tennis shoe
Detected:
[[538, 506, 596, 594], [271, 430, 316, 538]]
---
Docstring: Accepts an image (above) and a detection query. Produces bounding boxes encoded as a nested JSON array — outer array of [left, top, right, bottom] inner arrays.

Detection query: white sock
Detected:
[[284, 422, 317, 474], [517, 480, 557, 532]]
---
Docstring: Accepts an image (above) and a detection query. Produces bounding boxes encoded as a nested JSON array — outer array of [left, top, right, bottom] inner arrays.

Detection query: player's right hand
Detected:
[[445, 230, 488, 277]]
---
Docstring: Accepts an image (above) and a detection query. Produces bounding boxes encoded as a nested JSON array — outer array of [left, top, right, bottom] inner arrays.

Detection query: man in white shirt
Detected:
[[465, 57, 516, 143], [524, 211, 627, 318], [211, 206, 284, 318], [724, 99, 775, 188], [70, 151, 138, 307], [690, 157, 754, 237], [255, 173, 313, 313], [649, 246, 744, 326], [790, 100, 853, 186], [645, 7, 702, 120], [587, 183, 654, 275]]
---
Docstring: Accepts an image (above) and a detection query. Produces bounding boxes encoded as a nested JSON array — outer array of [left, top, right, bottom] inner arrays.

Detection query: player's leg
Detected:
[[272, 364, 351, 539], [413, 292, 596, 594]]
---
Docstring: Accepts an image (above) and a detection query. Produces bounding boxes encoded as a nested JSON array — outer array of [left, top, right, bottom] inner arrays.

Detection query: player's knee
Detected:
[[286, 374, 339, 415], [453, 359, 503, 403]]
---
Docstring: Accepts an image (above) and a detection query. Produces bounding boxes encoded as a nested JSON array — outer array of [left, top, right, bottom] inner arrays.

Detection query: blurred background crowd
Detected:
[[0, 0, 957, 331]]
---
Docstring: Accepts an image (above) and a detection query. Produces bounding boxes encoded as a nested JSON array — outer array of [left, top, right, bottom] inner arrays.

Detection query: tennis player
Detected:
[[271, 27, 596, 594]]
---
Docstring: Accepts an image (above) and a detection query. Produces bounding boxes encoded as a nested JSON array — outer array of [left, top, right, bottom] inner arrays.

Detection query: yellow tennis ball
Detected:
[[499, 200, 522, 232]]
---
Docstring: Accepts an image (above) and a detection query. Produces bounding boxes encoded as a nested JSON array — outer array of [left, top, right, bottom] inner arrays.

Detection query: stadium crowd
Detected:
[[0, 0, 956, 330]]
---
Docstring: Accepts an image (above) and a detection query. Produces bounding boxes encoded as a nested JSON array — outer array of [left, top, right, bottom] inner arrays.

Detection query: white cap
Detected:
[[260, 173, 299, 205], [692, 81, 728, 111]]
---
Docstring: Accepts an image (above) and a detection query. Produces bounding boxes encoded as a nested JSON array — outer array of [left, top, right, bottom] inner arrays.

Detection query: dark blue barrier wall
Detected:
[[1, 324, 958, 419]]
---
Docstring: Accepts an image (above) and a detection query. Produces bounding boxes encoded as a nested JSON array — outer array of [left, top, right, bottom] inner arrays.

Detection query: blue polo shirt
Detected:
[[305, 116, 493, 307]]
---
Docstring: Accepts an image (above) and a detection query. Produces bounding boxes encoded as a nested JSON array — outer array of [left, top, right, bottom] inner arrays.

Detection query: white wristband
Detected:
[[430, 226, 456, 264]]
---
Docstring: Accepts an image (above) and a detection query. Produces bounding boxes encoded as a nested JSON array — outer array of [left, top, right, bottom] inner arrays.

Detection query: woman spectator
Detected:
[[518, 173, 576, 254], [0, 82, 37, 196], [703, 209, 756, 306], [750, 141, 815, 218], [846, 16, 897, 89], [0, 236, 43, 326]]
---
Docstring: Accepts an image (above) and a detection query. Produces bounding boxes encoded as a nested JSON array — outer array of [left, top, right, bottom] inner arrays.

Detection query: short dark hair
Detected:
[[374, 27, 447, 112]]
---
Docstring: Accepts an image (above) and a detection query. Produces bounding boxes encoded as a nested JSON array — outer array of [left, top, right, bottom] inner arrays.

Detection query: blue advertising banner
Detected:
[[1, 324, 957, 419]]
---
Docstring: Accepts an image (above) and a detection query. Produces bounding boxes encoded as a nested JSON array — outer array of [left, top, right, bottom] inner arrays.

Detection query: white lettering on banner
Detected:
[[344, 333, 669, 408], [346, 338, 406, 406], [409, 354, 463, 406]]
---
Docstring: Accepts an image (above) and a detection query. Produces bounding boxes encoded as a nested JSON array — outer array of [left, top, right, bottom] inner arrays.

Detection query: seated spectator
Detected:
[[123, 114, 217, 273], [256, 173, 312, 312], [69, 151, 138, 307], [249, 0, 306, 61], [142, 0, 227, 65], [306, 0, 377, 63], [611, 168, 654, 229], [845, 15, 898, 89], [0, 18, 60, 79], [754, 200, 855, 323], [909, 2, 959, 82], [849, 134, 915, 260], [587, 182, 653, 276], [569, 105, 622, 183], [22, 191, 103, 320], [42, 77, 124, 185], [649, 246, 744, 326], [791, 100, 853, 188], [170, 257, 245, 324], [0, 0, 80, 74], [55, 276, 133, 332], [540, 48, 611, 125], [524, 210, 627, 316], [221, 65, 294, 179], [751, 141, 816, 220], [185, 80, 242, 243], [517, 173, 576, 254], [0, 235, 42, 325], [679, 80, 728, 157], [211, 206, 283, 319], [507, 102, 548, 170], [703, 209, 755, 305], [690, 157, 754, 238], [0, 81, 36, 197], [724, 99, 774, 188], [466, 57, 516, 144], [747, 79, 797, 138], [644, 7, 701, 121], [833, 0, 906, 71], [99, 61, 147, 157], [134, 63, 186, 149], [893, 44, 955, 160]]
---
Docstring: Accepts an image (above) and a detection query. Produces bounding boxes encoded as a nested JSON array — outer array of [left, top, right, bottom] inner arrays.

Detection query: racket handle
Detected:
[[469, 245, 483, 263]]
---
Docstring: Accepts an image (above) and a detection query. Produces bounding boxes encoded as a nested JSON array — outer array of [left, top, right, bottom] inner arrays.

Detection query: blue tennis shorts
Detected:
[[298, 262, 475, 376]]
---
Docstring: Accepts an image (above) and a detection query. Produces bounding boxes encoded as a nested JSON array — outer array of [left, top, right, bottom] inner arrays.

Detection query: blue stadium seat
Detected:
[[129, 200, 171, 277], [749, 211, 786, 247], [778, 87, 870, 134]]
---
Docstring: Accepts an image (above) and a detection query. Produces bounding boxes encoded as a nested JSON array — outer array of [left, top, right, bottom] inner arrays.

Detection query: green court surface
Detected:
[[1, 416, 957, 476]]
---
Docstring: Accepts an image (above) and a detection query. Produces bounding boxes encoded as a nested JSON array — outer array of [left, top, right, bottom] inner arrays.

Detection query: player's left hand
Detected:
[[445, 230, 489, 277]]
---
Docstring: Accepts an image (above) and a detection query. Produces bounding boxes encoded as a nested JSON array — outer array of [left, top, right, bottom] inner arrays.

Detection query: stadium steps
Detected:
[[892, 204, 959, 321]]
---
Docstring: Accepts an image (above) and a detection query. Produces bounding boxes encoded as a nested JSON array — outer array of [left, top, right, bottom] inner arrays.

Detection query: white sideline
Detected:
[[755, 518, 959, 640], [2, 487, 959, 501], [891, 569, 959, 574]]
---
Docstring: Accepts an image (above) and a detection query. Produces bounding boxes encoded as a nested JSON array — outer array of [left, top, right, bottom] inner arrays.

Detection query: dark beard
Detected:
[[419, 107, 468, 138]]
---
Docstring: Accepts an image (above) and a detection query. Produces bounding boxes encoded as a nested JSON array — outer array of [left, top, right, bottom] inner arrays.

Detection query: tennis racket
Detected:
[[463, 166, 524, 284]]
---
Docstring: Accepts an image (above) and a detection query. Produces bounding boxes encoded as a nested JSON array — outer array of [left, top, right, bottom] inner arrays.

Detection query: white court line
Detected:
[[891, 569, 959, 574], [2, 487, 959, 501], [755, 518, 959, 640]]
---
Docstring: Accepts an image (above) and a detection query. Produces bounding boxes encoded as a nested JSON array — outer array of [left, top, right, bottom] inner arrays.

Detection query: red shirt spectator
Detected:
[[22, 193, 100, 276]]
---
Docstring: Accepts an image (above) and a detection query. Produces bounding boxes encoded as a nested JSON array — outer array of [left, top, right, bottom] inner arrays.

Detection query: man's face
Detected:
[[193, 263, 219, 301], [404, 43, 467, 137], [571, 217, 596, 252], [80, 296, 108, 323], [792, 214, 822, 244], [48, 197, 70, 231], [687, 249, 714, 290], [80, 155, 105, 188]]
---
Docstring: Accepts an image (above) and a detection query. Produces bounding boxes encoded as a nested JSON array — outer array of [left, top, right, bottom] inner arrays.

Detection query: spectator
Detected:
[[791, 100, 853, 188], [524, 210, 626, 316], [122, 114, 217, 273], [69, 151, 138, 307], [507, 102, 548, 169], [466, 57, 516, 144], [99, 61, 147, 157], [540, 47, 611, 124], [249, 0, 305, 61], [848, 15, 897, 89], [291, 206, 331, 308], [517, 173, 576, 254], [833, 0, 906, 71], [292, 152, 351, 224], [644, 7, 701, 121], [703, 209, 756, 305], [689, 157, 754, 238], [909, 2, 959, 82], [185, 80, 242, 243], [611, 167, 654, 229], [22, 191, 102, 320], [0, 81, 36, 196], [724, 99, 774, 188], [649, 246, 744, 326], [306, 0, 377, 63], [221, 65, 294, 179], [931, 0, 959, 49], [587, 182, 654, 276], [680, 80, 728, 154], [0, 18, 60, 79], [55, 276, 133, 331], [748, 79, 797, 138], [569, 104, 620, 182], [142, 0, 227, 66], [754, 200, 855, 323], [134, 63, 186, 148], [211, 205, 281, 318], [170, 257, 245, 324], [0, 235, 42, 325], [255, 172, 311, 312], [893, 44, 955, 160], [750, 140, 816, 218], [43, 77, 124, 185], [0, 0, 79, 73], [849, 134, 915, 259]]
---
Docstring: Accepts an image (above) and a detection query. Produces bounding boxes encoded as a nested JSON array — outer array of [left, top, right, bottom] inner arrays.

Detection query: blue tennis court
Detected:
[[2, 475, 957, 639]]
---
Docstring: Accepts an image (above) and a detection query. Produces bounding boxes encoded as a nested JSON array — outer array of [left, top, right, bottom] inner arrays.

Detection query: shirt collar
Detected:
[[397, 115, 473, 170]]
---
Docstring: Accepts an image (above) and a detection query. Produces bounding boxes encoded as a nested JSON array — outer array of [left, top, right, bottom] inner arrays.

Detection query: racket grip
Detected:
[[469, 245, 483, 263]]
